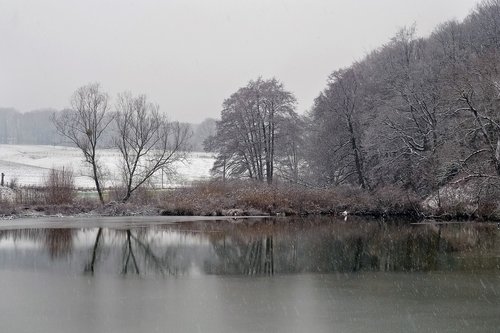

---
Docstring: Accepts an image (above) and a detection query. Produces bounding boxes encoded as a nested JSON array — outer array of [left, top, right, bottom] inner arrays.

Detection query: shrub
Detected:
[[8, 177, 18, 189], [15, 186, 45, 205], [43, 167, 76, 205]]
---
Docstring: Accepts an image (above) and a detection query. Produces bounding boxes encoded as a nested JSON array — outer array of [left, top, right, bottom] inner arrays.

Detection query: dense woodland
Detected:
[[207, 0, 500, 201]]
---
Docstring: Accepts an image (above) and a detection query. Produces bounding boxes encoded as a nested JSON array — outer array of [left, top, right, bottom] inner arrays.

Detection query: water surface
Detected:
[[0, 216, 498, 332]]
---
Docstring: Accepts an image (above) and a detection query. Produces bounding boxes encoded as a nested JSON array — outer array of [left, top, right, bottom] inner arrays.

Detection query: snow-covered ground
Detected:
[[0, 144, 215, 189]]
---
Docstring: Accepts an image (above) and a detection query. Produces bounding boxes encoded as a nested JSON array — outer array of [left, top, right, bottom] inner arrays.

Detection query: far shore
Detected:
[[2, 180, 500, 223]]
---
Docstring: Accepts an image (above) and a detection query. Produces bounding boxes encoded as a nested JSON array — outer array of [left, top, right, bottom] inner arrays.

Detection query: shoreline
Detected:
[[2, 205, 499, 227], [2, 180, 500, 223], [0, 215, 269, 230]]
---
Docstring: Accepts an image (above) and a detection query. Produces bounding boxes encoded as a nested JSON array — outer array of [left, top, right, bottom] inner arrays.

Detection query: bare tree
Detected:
[[308, 68, 369, 188], [438, 0, 500, 184], [384, 27, 442, 156], [374, 27, 447, 192], [209, 77, 297, 184], [52, 83, 113, 204], [114, 92, 191, 202], [451, 69, 500, 181], [274, 114, 304, 183]]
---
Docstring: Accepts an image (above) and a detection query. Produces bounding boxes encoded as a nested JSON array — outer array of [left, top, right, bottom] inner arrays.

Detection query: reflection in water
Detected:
[[44, 229, 74, 258], [0, 217, 498, 277], [122, 230, 139, 275], [211, 235, 275, 276], [81, 228, 180, 276], [1, 217, 498, 333], [84, 227, 102, 274], [0, 228, 75, 258]]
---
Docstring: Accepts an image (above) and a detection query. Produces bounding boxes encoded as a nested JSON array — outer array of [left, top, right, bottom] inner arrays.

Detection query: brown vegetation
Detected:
[[1, 179, 498, 221], [43, 167, 76, 205], [159, 180, 422, 217]]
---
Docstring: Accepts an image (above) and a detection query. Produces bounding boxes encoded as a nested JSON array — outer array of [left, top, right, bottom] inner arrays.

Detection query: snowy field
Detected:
[[0, 144, 215, 189]]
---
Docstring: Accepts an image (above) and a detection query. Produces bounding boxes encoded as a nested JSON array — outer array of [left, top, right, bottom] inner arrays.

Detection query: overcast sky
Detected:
[[0, 0, 482, 123]]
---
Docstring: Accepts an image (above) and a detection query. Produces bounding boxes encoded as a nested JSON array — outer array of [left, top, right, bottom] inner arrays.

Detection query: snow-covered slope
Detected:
[[0, 144, 214, 188]]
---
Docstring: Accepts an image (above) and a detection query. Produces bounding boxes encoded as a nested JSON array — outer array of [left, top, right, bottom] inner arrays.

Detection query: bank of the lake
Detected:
[[2, 181, 500, 221]]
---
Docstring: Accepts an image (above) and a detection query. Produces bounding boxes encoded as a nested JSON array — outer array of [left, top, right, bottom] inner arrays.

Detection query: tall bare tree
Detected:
[[372, 27, 447, 192], [450, 57, 500, 181], [308, 68, 369, 188], [52, 83, 112, 204], [114, 92, 191, 202], [208, 77, 297, 184]]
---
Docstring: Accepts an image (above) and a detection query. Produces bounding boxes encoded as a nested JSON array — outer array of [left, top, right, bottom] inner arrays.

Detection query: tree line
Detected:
[[207, 0, 500, 200], [0, 108, 60, 145], [0, 108, 215, 151]]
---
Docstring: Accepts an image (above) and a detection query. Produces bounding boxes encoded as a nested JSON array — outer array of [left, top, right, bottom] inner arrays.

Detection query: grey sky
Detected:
[[0, 0, 481, 123]]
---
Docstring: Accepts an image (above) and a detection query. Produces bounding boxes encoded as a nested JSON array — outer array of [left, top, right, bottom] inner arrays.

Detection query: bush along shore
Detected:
[[1, 180, 499, 221]]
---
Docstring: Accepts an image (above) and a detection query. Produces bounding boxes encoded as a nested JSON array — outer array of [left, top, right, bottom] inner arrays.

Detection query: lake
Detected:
[[0, 216, 498, 332]]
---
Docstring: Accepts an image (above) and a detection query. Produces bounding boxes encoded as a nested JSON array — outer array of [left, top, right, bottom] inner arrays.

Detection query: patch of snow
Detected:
[[0, 144, 215, 189], [423, 184, 478, 211]]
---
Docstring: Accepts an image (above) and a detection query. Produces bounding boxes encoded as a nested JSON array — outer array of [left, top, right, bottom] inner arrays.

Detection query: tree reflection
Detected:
[[127, 230, 175, 276], [0, 218, 497, 277], [0, 228, 75, 258], [84, 228, 102, 274], [209, 234, 275, 276], [84, 228, 178, 276], [206, 218, 498, 275], [121, 230, 140, 275], [245, 236, 274, 275]]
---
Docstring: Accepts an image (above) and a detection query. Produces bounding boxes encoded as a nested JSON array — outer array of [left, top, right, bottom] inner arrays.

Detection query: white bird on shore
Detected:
[[341, 210, 348, 221]]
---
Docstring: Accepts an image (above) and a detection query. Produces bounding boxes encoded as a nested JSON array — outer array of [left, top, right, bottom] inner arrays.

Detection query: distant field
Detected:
[[0, 144, 214, 189]]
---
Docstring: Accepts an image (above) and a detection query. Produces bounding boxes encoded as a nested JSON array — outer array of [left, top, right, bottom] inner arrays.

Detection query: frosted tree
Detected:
[[208, 77, 297, 184]]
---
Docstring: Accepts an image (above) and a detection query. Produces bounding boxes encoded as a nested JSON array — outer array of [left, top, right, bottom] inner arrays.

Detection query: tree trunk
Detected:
[[92, 160, 105, 204], [495, 137, 500, 176], [347, 116, 367, 189], [122, 191, 131, 203], [86, 228, 103, 274]]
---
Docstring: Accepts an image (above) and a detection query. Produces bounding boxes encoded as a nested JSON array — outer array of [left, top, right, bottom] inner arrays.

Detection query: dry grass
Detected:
[[0, 200, 15, 216], [4, 179, 498, 220], [159, 181, 422, 217]]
